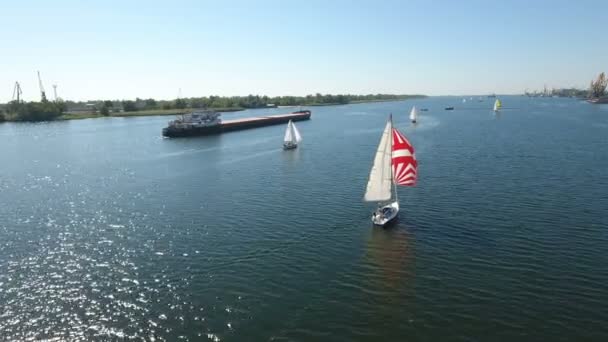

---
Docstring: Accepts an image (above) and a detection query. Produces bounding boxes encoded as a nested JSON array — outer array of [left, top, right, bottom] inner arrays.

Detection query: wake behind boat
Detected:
[[364, 115, 418, 226]]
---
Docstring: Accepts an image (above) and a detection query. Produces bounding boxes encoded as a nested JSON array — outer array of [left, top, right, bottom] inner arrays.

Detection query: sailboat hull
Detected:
[[371, 201, 400, 226], [283, 142, 297, 150]]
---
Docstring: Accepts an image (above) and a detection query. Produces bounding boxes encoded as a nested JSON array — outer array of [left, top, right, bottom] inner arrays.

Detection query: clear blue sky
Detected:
[[1, 0, 607, 102]]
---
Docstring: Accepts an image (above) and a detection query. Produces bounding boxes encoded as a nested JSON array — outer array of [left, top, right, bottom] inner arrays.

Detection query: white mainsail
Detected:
[[291, 121, 302, 143], [409, 106, 418, 122], [364, 119, 393, 202], [284, 120, 294, 143]]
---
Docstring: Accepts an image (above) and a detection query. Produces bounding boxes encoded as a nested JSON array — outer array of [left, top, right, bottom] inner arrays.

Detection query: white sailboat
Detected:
[[283, 120, 302, 149], [493, 99, 502, 112], [364, 115, 418, 226], [409, 106, 419, 123]]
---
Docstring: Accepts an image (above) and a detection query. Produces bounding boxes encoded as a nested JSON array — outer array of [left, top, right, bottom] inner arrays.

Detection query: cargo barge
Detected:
[[162, 110, 311, 138]]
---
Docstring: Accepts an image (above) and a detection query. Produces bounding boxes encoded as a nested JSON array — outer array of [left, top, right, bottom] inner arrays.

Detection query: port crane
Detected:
[[53, 84, 59, 101], [38, 71, 47, 102], [12, 82, 22, 103]]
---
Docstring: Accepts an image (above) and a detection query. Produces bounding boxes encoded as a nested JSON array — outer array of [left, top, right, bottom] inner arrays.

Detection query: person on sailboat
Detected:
[[374, 210, 384, 221]]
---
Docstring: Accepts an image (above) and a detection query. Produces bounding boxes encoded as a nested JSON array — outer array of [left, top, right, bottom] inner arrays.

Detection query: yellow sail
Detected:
[[494, 99, 502, 111]]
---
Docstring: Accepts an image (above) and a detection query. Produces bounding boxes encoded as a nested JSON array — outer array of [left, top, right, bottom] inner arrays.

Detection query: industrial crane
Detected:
[[12, 82, 23, 103], [37, 71, 47, 102]]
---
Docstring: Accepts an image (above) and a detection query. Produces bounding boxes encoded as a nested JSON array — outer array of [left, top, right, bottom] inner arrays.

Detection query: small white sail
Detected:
[[462, 98, 466, 103], [409, 106, 418, 122], [284, 120, 294, 143], [291, 121, 302, 143], [364, 120, 393, 202]]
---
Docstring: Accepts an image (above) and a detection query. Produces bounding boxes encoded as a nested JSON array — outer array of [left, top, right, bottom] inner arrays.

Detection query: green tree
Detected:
[[100, 101, 110, 116], [174, 98, 188, 109], [103, 100, 114, 109], [190, 98, 205, 108], [5, 100, 65, 121], [589, 72, 607, 98], [144, 98, 157, 109], [122, 100, 138, 112]]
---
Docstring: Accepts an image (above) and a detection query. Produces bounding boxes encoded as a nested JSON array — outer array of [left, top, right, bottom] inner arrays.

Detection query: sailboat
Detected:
[[409, 106, 418, 123], [493, 99, 502, 112], [364, 115, 418, 226], [283, 120, 302, 150]]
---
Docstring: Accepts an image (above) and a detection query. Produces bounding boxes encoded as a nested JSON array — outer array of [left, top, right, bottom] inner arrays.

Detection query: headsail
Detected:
[[284, 120, 294, 143], [292, 121, 302, 143], [392, 128, 417, 186], [409, 106, 418, 122], [364, 119, 393, 202]]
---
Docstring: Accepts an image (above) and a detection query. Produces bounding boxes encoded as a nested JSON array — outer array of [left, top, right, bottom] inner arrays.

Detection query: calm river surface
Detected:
[[1, 97, 607, 341]]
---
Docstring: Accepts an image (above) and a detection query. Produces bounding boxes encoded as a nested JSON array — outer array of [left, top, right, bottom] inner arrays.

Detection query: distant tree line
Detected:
[[0, 93, 425, 122], [549, 88, 589, 98], [61, 93, 425, 113], [1, 100, 66, 122]]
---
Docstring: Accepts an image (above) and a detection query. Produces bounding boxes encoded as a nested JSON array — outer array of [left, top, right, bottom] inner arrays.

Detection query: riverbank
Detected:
[[59, 107, 244, 120], [2, 96, 426, 122], [1, 94, 425, 123]]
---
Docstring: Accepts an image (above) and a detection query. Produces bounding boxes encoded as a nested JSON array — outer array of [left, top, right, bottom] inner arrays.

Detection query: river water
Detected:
[[1, 97, 607, 341]]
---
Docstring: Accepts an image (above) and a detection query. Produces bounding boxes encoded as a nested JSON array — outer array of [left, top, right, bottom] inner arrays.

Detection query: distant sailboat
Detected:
[[409, 106, 418, 123], [364, 115, 418, 226], [493, 99, 502, 112], [283, 120, 302, 149], [462, 98, 467, 103]]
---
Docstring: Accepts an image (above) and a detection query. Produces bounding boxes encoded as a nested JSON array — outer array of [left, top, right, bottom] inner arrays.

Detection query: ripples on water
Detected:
[[1, 98, 608, 341]]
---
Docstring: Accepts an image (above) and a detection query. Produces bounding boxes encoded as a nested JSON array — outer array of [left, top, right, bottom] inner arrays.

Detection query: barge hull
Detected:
[[162, 110, 311, 137]]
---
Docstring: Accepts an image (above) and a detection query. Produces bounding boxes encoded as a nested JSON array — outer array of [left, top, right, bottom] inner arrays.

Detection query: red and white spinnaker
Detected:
[[391, 128, 417, 186]]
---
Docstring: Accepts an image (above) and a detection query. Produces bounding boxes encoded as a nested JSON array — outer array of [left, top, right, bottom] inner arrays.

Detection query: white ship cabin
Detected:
[[169, 110, 221, 128]]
